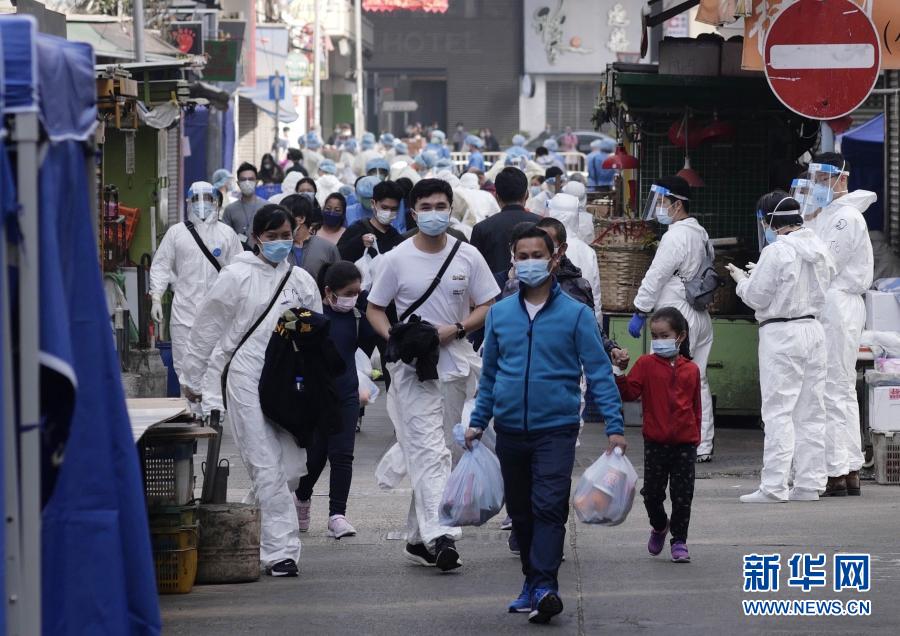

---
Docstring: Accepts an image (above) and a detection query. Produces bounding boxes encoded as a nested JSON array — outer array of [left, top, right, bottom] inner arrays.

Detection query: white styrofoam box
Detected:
[[869, 385, 900, 432], [865, 290, 900, 331]]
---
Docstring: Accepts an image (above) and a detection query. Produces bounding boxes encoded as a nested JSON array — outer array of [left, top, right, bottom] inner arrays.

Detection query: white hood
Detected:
[[782, 226, 836, 285], [834, 189, 877, 214]]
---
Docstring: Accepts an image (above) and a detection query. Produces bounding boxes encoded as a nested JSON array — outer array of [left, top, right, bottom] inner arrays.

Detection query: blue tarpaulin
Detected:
[[840, 114, 884, 231], [184, 105, 209, 198]]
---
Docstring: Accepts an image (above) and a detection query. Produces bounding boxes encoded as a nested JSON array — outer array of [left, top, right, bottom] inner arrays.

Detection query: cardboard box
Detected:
[[869, 385, 900, 432], [865, 290, 900, 331]]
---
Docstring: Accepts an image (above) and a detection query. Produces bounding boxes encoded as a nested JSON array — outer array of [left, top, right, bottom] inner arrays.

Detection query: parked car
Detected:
[[526, 130, 615, 154]]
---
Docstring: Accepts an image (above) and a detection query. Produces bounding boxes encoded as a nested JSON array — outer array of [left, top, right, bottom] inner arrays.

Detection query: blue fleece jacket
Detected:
[[469, 282, 624, 436]]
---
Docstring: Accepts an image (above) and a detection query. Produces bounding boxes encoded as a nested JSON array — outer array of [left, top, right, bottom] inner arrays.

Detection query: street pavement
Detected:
[[161, 397, 900, 635]]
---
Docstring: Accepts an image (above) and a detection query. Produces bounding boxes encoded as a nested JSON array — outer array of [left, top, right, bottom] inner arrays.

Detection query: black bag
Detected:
[[258, 308, 346, 448], [682, 241, 725, 311]]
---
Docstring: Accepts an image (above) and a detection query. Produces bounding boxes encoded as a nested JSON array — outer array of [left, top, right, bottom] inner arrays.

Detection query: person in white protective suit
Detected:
[[457, 172, 500, 227], [150, 181, 243, 414], [628, 176, 716, 461], [315, 159, 343, 207], [390, 159, 421, 184], [181, 205, 322, 578], [547, 193, 602, 323], [338, 138, 359, 184], [354, 132, 383, 177], [303, 131, 325, 177], [560, 180, 598, 244], [393, 140, 413, 167], [380, 133, 396, 162], [797, 153, 875, 497], [268, 171, 304, 205], [366, 178, 499, 573], [727, 192, 835, 503]]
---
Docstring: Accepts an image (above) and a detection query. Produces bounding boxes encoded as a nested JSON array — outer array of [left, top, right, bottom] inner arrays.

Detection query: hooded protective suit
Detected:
[[315, 174, 343, 207], [268, 172, 304, 205], [150, 184, 243, 387], [735, 227, 835, 498], [561, 181, 598, 244], [457, 172, 500, 226], [182, 253, 322, 568], [805, 190, 875, 478], [548, 194, 602, 323], [303, 132, 324, 176], [390, 160, 421, 184], [633, 216, 715, 455]]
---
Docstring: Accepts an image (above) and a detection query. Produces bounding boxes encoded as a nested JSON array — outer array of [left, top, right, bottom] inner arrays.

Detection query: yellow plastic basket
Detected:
[[151, 525, 199, 594]]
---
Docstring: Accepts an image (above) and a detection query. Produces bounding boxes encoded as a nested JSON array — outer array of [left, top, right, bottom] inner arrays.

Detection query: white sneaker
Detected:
[[739, 489, 787, 504], [788, 487, 819, 502], [328, 514, 357, 539]]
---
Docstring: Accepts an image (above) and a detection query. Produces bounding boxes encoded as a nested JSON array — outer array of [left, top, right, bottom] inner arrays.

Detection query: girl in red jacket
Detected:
[[615, 307, 701, 563]]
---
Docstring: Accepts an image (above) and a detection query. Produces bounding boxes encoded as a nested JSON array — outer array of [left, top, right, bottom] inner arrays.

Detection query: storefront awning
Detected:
[[67, 19, 182, 63], [238, 80, 299, 123]]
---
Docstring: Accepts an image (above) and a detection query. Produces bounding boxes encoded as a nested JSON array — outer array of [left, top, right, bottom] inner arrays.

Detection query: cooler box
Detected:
[[865, 290, 900, 331], [869, 385, 900, 432]]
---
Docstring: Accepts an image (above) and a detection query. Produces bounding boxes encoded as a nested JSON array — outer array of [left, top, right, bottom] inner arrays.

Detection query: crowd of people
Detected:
[[148, 121, 874, 622]]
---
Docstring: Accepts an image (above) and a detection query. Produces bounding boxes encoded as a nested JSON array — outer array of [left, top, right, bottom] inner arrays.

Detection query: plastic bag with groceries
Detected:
[[572, 447, 638, 526], [439, 423, 504, 527]]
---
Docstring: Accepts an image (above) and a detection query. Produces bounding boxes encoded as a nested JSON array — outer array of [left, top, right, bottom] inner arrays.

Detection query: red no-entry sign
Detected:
[[764, 0, 881, 120]]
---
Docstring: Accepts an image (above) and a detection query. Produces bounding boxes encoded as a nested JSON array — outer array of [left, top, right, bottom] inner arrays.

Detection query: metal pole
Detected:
[[274, 71, 281, 153], [354, 0, 365, 137], [132, 0, 146, 63], [13, 111, 41, 636], [313, 0, 322, 133], [820, 121, 835, 152]]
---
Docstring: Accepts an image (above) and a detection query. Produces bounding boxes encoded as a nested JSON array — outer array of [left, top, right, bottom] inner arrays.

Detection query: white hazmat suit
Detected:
[[456, 172, 500, 227], [181, 253, 322, 568], [805, 190, 876, 479], [150, 182, 243, 387], [735, 227, 835, 499], [634, 216, 715, 455], [548, 194, 602, 322]]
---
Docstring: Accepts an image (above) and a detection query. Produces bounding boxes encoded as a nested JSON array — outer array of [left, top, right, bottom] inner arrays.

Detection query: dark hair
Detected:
[[757, 190, 802, 230], [354, 175, 367, 188], [395, 177, 414, 202], [536, 216, 567, 244], [654, 175, 691, 213], [650, 307, 692, 359], [510, 222, 555, 256], [532, 175, 546, 185], [252, 204, 295, 237], [495, 167, 528, 204], [535, 146, 549, 157], [408, 178, 453, 208], [317, 260, 362, 296], [323, 193, 347, 214], [237, 162, 258, 178], [281, 193, 322, 227], [544, 166, 564, 180], [812, 151, 850, 174], [297, 177, 318, 193], [373, 180, 404, 203], [287, 148, 303, 162]]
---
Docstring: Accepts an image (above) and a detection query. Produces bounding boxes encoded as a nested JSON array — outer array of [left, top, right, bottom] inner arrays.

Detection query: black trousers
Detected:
[[640, 441, 696, 543]]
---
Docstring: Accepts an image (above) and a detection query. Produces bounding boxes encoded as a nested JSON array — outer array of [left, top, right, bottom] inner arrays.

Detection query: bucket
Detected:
[[156, 341, 181, 397], [196, 503, 261, 584]]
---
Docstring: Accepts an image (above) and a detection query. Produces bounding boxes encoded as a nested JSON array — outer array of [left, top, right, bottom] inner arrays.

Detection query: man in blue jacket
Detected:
[[466, 223, 626, 624]]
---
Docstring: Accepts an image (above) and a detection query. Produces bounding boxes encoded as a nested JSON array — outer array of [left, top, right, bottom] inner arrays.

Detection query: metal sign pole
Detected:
[[313, 0, 322, 133], [13, 110, 41, 636], [274, 71, 281, 153], [354, 0, 365, 136]]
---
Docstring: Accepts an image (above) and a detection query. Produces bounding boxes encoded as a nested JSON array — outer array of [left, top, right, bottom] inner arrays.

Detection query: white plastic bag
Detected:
[[357, 369, 380, 405], [439, 424, 504, 527], [459, 398, 496, 451], [356, 252, 374, 291], [355, 348, 374, 378], [375, 442, 407, 490], [572, 448, 638, 526]]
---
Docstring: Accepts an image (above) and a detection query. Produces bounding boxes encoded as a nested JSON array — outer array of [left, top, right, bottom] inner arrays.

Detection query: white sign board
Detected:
[[523, 0, 645, 74], [381, 100, 419, 112]]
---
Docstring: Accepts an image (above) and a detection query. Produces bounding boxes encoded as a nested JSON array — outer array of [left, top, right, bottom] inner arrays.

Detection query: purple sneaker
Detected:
[[671, 541, 690, 563], [648, 523, 668, 556]]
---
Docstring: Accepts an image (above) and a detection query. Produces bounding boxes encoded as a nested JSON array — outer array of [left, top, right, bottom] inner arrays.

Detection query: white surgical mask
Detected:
[[374, 207, 396, 225], [239, 180, 256, 196]]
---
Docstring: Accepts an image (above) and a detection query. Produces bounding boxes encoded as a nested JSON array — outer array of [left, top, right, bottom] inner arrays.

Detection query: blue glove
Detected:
[[627, 313, 646, 338]]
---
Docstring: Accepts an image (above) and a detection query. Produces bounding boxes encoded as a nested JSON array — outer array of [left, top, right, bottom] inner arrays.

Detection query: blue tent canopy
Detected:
[[840, 114, 884, 231]]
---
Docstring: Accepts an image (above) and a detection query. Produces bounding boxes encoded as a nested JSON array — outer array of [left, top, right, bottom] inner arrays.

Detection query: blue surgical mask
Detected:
[[259, 239, 293, 263], [416, 211, 451, 236], [764, 227, 779, 245], [651, 338, 679, 358], [515, 259, 551, 287], [811, 183, 834, 208], [529, 185, 542, 197], [656, 206, 673, 225]]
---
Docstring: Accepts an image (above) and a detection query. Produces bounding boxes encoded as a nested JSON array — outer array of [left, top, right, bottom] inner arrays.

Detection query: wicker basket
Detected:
[[592, 218, 655, 313]]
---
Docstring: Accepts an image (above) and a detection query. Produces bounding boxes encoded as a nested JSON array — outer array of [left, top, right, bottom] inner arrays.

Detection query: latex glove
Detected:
[[725, 263, 747, 283], [746, 261, 757, 273], [151, 299, 164, 323], [627, 313, 646, 338]]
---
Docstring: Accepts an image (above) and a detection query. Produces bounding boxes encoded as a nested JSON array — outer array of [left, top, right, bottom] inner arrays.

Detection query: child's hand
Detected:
[[611, 347, 630, 370]]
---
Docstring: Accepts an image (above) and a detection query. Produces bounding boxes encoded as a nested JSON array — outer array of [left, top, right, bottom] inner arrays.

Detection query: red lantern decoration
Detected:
[[602, 144, 639, 170]]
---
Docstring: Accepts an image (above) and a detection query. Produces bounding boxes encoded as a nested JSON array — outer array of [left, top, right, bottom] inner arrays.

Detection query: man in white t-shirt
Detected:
[[367, 178, 499, 572]]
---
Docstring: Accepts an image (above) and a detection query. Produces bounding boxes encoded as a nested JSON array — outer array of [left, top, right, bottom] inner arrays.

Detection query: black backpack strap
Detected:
[[185, 221, 222, 272], [399, 238, 462, 323], [221, 269, 292, 408]]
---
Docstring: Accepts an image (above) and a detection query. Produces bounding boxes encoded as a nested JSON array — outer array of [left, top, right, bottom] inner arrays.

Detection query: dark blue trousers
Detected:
[[496, 427, 578, 591]]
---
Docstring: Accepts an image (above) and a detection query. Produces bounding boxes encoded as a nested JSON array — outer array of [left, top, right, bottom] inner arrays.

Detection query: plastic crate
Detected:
[[151, 525, 199, 552], [142, 441, 195, 506], [148, 504, 200, 529], [154, 548, 198, 594], [872, 431, 900, 485]]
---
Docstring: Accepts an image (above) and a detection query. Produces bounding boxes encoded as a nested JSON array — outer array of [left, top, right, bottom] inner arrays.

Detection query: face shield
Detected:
[[642, 184, 686, 224], [789, 178, 812, 209], [187, 181, 218, 221], [803, 162, 845, 214], [757, 196, 801, 250]]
